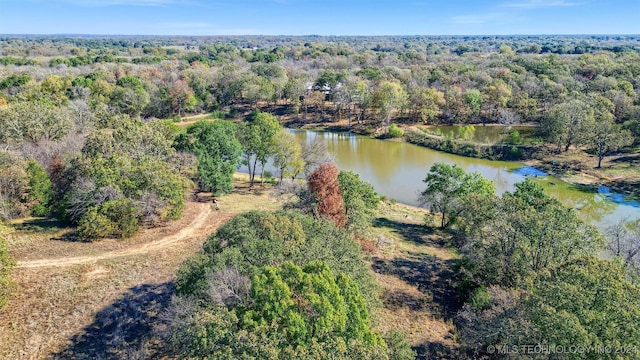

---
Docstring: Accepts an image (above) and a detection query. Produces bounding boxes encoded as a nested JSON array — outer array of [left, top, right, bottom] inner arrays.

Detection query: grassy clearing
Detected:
[[1, 173, 460, 359], [369, 201, 460, 359], [0, 173, 282, 359]]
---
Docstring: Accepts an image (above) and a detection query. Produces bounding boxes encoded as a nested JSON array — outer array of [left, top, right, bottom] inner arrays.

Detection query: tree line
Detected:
[[1, 35, 640, 131]]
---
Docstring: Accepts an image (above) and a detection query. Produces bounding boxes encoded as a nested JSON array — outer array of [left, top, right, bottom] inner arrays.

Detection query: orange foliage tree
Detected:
[[307, 163, 347, 227]]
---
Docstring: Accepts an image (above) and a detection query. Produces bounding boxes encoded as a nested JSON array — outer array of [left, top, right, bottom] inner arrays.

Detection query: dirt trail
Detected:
[[16, 203, 224, 268]]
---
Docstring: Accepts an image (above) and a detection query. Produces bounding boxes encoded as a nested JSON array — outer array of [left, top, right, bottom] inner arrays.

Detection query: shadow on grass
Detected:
[[10, 218, 68, 233], [414, 341, 459, 360], [610, 153, 640, 163], [374, 255, 462, 360], [373, 256, 460, 318], [372, 217, 444, 247], [372, 216, 462, 359], [51, 282, 174, 360]]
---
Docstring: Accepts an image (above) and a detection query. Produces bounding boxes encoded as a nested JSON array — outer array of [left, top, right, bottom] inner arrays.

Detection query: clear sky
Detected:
[[0, 0, 638, 36]]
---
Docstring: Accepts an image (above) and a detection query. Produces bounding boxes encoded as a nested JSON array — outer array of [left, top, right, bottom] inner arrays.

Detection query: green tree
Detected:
[[483, 80, 512, 121], [168, 261, 393, 359], [528, 257, 640, 359], [412, 87, 445, 123], [418, 163, 496, 228], [66, 118, 189, 238], [175, 120, 242, 195], [272, 129, 304, 182], [237, 110, 281, 186], [512, 177, 548, 205], [40, 75, 71, 106], [459, 258, 640, 360], [26, 160, 54, 217], [176, 210, 377, 308], [111, 75, 149, 117], [244, 261, 383, 347], [464, 89, 483, 122], [543, 99, 594, 152], [244, 75, 276, 108], [373, 81, 406, 126], [585, 100, 633, 168], [459, 193, 603, 289], [337, 170, 380, 233]]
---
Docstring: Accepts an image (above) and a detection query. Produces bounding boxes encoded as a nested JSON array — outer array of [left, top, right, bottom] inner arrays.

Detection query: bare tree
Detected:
[[301, 136, 334, 176], [606, 219, 640, 274], [206, 267, 251, 308]]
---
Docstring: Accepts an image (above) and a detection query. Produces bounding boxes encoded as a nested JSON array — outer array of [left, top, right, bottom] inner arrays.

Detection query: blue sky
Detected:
[[0, 0, 638, 35]]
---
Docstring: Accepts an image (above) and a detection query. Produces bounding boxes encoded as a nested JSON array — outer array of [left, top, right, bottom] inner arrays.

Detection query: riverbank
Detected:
[[286, 118, 640, 199], [525, 152, 640, 198]]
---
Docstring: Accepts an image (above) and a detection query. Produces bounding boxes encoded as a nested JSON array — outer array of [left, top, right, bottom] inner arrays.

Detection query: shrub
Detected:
[[384, 330, 416, 360], [506, 145, 524, 160], [100, 198, 139, 238], [26, 160, 54, 217], [76, 207, 115, 240], [387, 124, 404, 138], [508, 130, 521, 144], [76, 198, 139, 240]]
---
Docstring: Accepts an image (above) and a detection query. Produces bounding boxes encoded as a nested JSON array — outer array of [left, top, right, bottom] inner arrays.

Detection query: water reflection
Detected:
[[243, 130, 640, 231]]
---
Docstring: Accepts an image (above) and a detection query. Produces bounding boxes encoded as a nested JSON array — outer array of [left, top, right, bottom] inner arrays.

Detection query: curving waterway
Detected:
[[246, 130, 640, 231]]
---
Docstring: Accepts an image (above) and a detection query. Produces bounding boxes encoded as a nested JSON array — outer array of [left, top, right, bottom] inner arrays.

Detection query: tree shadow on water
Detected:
[[51, 282, 174, 360]]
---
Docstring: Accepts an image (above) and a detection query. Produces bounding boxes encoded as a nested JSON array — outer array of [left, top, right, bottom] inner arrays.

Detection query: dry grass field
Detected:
[[0, 173, 459, 359], [0, 173, 281, 359]]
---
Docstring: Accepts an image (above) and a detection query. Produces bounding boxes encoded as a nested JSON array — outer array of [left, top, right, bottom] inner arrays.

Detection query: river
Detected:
[[247, 130, 640, 230]]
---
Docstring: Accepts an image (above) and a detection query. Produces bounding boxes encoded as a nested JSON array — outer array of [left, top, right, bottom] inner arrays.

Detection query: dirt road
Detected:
[[16, 203, 225, 268]]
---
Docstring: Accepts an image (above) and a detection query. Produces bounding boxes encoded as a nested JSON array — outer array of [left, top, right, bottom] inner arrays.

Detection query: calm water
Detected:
[[427, 125, 540, 144], [243, 130, 640, 230]]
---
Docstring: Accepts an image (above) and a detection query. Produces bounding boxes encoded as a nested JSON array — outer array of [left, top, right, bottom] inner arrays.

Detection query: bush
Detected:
[[26, 160, 54, 217], [210, 110, 226, 119], [76, 198, 139, 240], [508, 130, 521, 144], [383, 330, 417, 360], [100, 198, 139, 238], [469, 286, 492, 310], [76, 207, 115, 240], [387, 124, 404, 138], [506, 145, 524, 160]]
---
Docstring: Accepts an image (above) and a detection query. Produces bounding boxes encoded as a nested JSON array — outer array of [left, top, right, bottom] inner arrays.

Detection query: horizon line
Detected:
[[2, 33, 640, 38]]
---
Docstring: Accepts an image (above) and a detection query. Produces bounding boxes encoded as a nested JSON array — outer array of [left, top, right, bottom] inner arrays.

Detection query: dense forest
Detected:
[[1, 35, 639, 359]]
